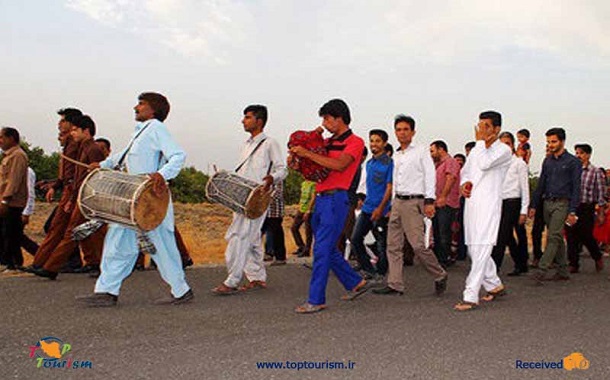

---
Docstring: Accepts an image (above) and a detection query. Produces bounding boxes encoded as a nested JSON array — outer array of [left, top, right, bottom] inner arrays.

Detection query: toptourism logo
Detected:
[[28, 336, 93, 369], [516, 352, 590, 371]]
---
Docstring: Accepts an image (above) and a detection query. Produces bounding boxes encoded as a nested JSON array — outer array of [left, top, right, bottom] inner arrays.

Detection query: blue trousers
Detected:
[[308, 191, 362, 305], [95, 225, 190, 298]]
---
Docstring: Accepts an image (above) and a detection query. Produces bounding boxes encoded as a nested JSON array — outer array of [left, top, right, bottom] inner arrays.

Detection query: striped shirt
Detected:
[[580, 163, 606, 206]]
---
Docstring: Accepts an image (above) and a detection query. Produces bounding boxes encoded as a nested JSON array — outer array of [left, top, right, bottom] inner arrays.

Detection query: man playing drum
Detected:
[[79, 92, 192, 307], [212, 105, 287, 295]]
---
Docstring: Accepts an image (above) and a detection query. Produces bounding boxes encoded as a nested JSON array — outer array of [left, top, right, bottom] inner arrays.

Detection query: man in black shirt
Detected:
[[529, 127, 581, 282]]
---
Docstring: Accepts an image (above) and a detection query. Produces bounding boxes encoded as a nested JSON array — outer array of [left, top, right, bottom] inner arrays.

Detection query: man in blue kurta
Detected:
[[80, 92, 192, 307]]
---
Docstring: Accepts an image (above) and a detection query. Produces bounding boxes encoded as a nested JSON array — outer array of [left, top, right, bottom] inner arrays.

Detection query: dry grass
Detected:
[[25, 202, 301, 265]]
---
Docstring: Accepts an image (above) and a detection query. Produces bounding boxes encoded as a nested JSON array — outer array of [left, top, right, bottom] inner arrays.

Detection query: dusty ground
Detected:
[[23, 202, 301, 265]]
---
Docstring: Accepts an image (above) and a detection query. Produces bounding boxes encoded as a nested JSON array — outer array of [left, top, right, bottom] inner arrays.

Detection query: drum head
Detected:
[[245, 185, 272, 219], [134, 181, 170, 230]]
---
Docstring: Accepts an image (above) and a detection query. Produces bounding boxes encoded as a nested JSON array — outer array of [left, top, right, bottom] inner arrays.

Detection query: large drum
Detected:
[[205, 171, 272, 219], [78, 169, 169, 231]]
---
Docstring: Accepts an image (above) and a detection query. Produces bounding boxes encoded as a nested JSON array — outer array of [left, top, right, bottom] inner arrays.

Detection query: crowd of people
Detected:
[[1, 94, 609, 313]]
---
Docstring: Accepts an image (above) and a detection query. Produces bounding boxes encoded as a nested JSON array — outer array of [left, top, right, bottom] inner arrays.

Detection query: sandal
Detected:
[[341, 279, 369, 301], [211, 284, 239, 296], [295, 302, 326, 314], [481, 285, 507, 302], [239, 280, 267, 292], [453, 301, 478, 312]]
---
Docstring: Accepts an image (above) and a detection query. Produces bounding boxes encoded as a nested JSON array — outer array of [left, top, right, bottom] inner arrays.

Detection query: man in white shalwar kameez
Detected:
[[80, 92, 192, 307], [212, 105, 287, 295], [454, 111, 511, 311]]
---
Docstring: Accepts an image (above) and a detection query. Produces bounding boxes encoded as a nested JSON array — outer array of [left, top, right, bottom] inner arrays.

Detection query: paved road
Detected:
[[2, 259, 609, 380]]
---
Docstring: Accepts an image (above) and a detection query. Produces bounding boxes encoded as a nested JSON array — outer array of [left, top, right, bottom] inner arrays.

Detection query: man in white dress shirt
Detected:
[[373, 115, 447, 297], [454, 111, 512, 311], [212, 105, 287, 295], [491, 132, 530, 275]]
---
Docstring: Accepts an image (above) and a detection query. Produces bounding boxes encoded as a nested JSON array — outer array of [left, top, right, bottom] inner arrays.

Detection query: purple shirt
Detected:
[[435, 156, 461, 209]]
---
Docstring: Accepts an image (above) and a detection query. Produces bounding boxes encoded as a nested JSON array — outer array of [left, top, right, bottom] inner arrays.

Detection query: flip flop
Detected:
[[211, 284, 239, 296], [341, 279, 370, 301], [453, 301, 478, 312], [295, 302, 326, 314], [481, 285, 507, 302]]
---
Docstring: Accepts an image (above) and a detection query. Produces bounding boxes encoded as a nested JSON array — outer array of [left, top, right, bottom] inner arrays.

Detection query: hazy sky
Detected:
[[2, 0, 609, 174]]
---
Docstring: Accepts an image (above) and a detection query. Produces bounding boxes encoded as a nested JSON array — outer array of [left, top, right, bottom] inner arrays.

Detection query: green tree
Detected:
[[20, 141, 59, 181], [170, 166, 209, 203], [284, 168, 304, 205]]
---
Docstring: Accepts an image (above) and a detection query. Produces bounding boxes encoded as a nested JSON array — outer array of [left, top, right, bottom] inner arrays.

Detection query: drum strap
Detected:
[[235, 138, 267, 173], [114, 121, 153, 171]]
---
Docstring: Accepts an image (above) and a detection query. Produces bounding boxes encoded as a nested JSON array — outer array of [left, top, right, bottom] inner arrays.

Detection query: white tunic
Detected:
[[460, 140, 511, 245]]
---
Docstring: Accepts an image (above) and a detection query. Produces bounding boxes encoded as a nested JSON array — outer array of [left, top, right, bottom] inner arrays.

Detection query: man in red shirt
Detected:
[[289, 99, 368, 313], [430, 140, 461, 268]]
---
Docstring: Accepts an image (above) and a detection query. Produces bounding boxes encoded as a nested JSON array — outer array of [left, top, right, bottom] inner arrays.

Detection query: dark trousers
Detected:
[[531, 203, 546, 261], [491, 198, 523, 271], [0, 207, 25, 268], [350, 212, 388, 275], [262, 217, 286, 261], [567, 203, 603, 269], [338, 205, 357, 254], [21, 234, 39, 255], [432, 206, 458, 266], [290, 211, 312, 254], [508, 224, 528, 272], [456, 197, 467, 260]]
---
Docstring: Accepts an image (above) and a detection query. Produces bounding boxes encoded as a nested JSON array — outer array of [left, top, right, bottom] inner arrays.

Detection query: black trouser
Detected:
[[567, 203, 602, 269], [456, 197, 467, 260], [350, 212, 388, 276], [262, 217, 286, 261], [508, 224, 528, 272], [492, 198, 522, 270], [432, 206, 457, 266], [21, 234, 39, 255], [0, 207, 25, 268], [531, 202, 546, 261]]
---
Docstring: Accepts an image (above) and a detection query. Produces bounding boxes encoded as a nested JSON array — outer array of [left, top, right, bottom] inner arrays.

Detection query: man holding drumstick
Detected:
[[79, 92, 192, 307], [212, 105, 287, 295]]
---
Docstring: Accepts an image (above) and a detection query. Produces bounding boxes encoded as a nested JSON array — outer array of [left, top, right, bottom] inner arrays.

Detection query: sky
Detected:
[[2, 0, 609, 174]]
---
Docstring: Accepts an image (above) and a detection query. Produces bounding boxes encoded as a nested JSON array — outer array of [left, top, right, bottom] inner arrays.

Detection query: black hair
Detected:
[[431, 140, 448, 152], [57, 108, 83, 125], [499, 131, 515, 146], [319, 99, 351, 125], [385, 143, 394, 156], [479, 110, 502, 127], [453, 153, 466, 162], [574, 143, 592, 155], [517, 128, 530, 138], [244, 104, 268, 128], [369, 129, 389, 142], [95, 137, 111, 150], [73, 115, 96, 137], [1, 127, 20, 144], [394, 114, 415, 130], [546, 127, 566, 142], [138, 92, 170, 122], [465, 141, 476, 150], [362, 146, 368, 158]]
